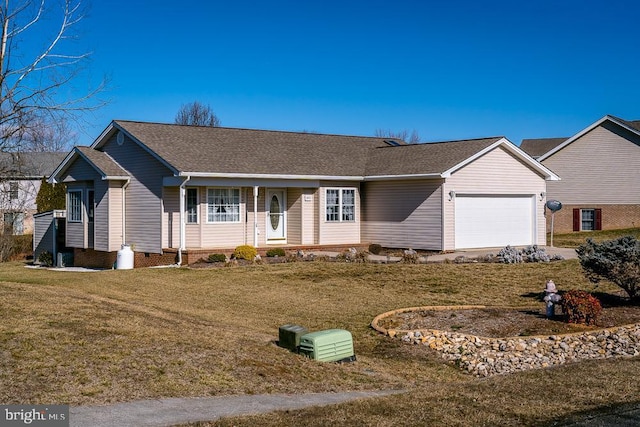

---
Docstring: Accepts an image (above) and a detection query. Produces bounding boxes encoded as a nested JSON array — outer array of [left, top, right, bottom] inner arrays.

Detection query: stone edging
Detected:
[[371, 305, 640, 377]]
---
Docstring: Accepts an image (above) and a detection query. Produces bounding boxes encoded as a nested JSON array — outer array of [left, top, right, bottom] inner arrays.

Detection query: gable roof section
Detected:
[[0, 152, 66, 178], [520, 138, 568, 158], [365, 137, 559, 180], [50, 146, 129, 182], [101, 120, 403, 179], [538, 115, 640, 161]]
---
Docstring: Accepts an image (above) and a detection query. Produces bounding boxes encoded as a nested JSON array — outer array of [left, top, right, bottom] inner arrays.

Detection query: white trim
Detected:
[[364, 173, 443, 181], [324, 187, 356, 223], [442, 137, 560, 181], [205, 187, 242, 224], [67, 190, 83, 223], [181, 171, 362, 181], [265, 188, 287, 243], [185, 187, 199, 224]]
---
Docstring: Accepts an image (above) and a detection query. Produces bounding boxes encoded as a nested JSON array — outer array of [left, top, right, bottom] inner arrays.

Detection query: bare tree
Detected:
[[0, 0, 106, 153], [375, 129, 421, 144], [175, 101, 221, 127]]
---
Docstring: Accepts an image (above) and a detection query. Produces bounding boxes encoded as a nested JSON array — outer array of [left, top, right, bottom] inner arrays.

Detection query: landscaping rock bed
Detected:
[[372, 306, 640, 377]]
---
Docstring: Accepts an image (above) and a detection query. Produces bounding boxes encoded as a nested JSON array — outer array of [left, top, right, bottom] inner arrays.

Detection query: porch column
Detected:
[[254, 186, 259, 247]]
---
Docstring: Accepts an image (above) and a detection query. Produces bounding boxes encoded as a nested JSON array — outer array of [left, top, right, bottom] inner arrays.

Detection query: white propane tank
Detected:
[[116, 244, 134, 269]]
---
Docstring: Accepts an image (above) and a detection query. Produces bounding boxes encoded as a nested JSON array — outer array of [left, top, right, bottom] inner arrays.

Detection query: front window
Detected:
[[186, 188, 198, 223], [325, 188, 356, 222], [68, 190, 82, 222], [3, 212, 24, 235], [9, 182, 18, 200], [581, 209, 595, 231], [207, 188, 240, 223]]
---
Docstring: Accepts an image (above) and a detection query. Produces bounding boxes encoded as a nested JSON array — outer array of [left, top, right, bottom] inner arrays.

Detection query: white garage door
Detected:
[[455, 195, 534, 249]]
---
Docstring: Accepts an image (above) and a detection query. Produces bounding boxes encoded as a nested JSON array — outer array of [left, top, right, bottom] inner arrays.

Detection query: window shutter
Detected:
[[573, 208, 580, 231], [595, 208, 602, 230]]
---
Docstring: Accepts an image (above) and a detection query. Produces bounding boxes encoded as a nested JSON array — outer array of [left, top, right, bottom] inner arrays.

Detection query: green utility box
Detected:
[[278, 324, 308, 351], [299, 329, 355, 362]]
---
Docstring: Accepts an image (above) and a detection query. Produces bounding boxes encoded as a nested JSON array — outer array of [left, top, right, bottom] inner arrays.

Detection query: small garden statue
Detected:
[[543, 280, 562, 318]]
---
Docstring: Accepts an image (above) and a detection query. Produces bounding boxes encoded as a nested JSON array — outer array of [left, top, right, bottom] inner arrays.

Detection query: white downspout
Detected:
[[253, 186, 259, 247], [178, 176, 191, 265], [122, 179, 131, 245]]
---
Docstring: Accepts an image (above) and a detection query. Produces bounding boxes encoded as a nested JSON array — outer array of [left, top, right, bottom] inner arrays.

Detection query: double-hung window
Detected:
[[207, 188, 240, 223], [325, 188, 356, 222], [9, 182, 18, 200], [3, 212, 24, 235], [581, 209, 595, 231], [68, 190, 83, 222], [186, 188, 198, 224]]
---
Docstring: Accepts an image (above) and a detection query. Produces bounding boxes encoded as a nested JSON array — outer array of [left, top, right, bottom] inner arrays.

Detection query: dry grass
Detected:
[[550, 227, 640, 248], [0, 260, 638, 425]]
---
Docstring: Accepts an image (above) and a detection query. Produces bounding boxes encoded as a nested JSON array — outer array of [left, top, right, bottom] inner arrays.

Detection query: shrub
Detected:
[[368, 243, 382, 255], [497, 245, 523, 264], [401, 249, 419, 264], [560, 290, 602, 325], [0, 233, 33, 262], [208, 253, 227, 263], [232, 245, 258, 261], [577, 236, 640, 302], [266, 248, 286, 258], [496, 245, 557, 264], [38, 251, 53, 266]]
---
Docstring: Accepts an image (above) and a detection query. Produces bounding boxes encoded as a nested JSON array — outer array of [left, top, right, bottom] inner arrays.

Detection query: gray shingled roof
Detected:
[[520, 138, 568, 158], [609, 115, 640, 133], [0, 151, 66, 177], [76, 146, 128, 178], [365, 137, 503, 176], [114, 121, 402, 177]]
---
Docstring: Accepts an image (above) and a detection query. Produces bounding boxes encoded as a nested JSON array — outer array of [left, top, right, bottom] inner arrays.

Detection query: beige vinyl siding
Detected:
[[302, 189, 316, 244], [542, 122, 640, 204], [361, 179, 443, 250], [102, 133, 173, 253], [287, 188, 302, 244], [318, 181, 360, 245], [444, 146, 547, 250], [200, 188, 246, 248], [161, 187, 181, 249], [93, 180, 109, 252], [108, 183, 124, 251]]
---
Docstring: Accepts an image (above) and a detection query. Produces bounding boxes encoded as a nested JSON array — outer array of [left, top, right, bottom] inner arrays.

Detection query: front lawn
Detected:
[[0, 260, 638, 426], [550, 227, 640, 248]]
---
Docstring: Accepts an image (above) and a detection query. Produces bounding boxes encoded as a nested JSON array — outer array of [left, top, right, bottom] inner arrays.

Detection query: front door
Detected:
[[266, 189, 286, 242]]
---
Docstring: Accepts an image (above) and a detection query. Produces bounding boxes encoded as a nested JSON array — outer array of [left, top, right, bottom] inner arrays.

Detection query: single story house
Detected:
[[521, 115, 640, 233], [49, 120, 559, 267]]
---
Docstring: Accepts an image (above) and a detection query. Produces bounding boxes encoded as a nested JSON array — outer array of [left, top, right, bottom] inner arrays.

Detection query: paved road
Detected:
[[69, 390, 405, 427]]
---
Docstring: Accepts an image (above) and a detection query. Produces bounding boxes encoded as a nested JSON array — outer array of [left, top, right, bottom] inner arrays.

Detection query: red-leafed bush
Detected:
[[560, 290, 602, 325]]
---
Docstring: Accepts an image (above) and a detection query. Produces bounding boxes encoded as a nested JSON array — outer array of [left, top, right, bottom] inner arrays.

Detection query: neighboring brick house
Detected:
[[48, 120, 558, 268], [0, 152, 66, 235], [520, 115, 640, 233]]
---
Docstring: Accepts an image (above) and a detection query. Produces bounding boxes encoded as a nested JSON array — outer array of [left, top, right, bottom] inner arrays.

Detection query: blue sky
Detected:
[[51, 0, 640, 146]]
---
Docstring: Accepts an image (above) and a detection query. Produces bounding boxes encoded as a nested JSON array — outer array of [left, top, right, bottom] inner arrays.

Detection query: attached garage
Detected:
[[454, 195, 535, 249]]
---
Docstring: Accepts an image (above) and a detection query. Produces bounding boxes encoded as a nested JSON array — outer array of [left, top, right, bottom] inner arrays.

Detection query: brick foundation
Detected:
[[72, 244, 369, 268], [546, 204, 640, 234], [72, 248, 177, 269]]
